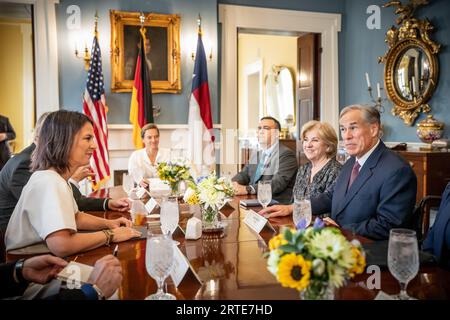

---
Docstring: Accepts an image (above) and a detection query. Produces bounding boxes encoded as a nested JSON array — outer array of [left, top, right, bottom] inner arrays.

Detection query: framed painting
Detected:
[[110, 10, 181, 93]]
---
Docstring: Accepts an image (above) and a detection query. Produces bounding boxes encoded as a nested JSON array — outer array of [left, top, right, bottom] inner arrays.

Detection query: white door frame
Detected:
[[219, 4, 341, 174]]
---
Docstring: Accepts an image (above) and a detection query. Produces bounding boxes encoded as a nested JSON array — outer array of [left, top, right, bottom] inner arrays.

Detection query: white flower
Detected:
[[312, 258, 325, 276], [308, 229, 351, 262], [327, 263, 346, 288], [267, 250, 281, 276]]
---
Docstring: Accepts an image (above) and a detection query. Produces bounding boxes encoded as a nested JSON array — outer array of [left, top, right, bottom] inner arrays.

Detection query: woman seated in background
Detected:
[[260, 120, 342, 218], [423, 182, 450, 270], [5, 110, 141, 257], [128, 123, 170, 188]]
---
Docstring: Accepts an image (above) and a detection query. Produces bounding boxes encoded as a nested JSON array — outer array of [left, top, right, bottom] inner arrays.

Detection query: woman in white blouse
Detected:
[[5, 110, 141, 257], [128, 123, 170, 188]]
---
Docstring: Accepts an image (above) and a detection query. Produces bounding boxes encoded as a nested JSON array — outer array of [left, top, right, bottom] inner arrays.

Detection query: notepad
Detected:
[[57, 261, 93, 285]]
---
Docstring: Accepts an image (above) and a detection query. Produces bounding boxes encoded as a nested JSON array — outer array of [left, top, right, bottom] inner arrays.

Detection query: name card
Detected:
[[135, 187, 147, 199], [145, 197, 158, 214], [243, 209, 274, 233], [170, 245, 202, 287]]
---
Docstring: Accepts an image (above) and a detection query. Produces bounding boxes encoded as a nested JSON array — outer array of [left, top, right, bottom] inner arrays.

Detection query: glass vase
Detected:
[[300, 281, 335, 300], [169, 181, 180, 197], [201, 205, 222, 232]]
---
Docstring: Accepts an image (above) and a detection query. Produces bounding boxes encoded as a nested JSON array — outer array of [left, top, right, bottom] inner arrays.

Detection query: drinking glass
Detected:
[[293, 196, 312, 228], [336, 146, 349, 165], [160, 197, 180, 245], [387, 229, 419, 300], [145, 234, 176, 300], [131, 168, 144, 187], [122, 173, 134, 195], [257, 180, 272, 209], [130, 200, 146, 226]]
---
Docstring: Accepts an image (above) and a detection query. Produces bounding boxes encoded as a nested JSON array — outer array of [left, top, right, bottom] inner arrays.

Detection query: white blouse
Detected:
[[128, 147, 171, 183], [6, 170, 79, 252]]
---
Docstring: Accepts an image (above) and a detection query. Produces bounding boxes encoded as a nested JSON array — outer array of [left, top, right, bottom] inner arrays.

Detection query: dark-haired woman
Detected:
[[5, 110, 141, 257]]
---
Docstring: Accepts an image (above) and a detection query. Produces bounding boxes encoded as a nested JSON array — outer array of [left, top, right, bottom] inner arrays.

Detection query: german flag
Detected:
[[129, 27, 153, 149]]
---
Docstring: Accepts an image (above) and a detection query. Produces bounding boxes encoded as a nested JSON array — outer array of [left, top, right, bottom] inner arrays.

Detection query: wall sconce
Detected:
[[74, 13, 98, 70], [191, 15, 213, 61], [365, 72, 387, 113], [75, 45, 91, 70]]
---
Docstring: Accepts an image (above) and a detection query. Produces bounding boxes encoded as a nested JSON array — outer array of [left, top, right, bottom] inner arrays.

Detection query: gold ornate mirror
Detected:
[[379, 0, 441, 125]]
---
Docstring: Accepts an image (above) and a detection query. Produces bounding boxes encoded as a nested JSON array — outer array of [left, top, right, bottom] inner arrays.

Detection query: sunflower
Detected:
[[349, 247, 366, 277], [268, 234, 288, 251], [277, 253, 311, 291]]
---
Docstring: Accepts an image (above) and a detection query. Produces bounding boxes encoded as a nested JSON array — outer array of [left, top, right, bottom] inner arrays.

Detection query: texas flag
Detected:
[[187, 33, 215, 177]]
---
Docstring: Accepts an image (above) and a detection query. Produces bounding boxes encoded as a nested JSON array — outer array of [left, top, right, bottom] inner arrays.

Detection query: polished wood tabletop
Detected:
[[8, 186, 450, 300]]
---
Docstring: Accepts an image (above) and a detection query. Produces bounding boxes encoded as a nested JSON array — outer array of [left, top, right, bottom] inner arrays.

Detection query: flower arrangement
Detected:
[[157, 161, 192, 195], [184, 172, 234, 229], [266, 218, 366, 300]]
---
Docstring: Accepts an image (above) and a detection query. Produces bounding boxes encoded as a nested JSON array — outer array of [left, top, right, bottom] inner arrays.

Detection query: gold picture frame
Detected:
[[110, 10, 181, 94]]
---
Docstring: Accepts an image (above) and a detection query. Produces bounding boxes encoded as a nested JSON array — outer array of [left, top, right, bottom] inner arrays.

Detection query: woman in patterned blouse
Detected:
[[259, 120, 341, 218]]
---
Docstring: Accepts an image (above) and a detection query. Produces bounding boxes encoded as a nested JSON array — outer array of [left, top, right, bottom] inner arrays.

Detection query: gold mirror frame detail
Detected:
[[110, 10, 181, 94], [379, 1, 441, 126]]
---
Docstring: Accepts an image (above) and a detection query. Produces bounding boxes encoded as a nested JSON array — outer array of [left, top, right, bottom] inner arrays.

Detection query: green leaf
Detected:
[[283, 228, 292, 242], [278, 244, 297, 253]]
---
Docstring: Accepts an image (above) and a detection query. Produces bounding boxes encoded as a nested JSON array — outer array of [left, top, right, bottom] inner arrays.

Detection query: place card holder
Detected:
[[242, 209, 275, 234], [170, 245, 203, 289]]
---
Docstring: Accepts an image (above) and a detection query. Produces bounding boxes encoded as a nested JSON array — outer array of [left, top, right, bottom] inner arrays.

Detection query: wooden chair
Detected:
[[413, 195, 442, 243], [0, 227, 5, 263]]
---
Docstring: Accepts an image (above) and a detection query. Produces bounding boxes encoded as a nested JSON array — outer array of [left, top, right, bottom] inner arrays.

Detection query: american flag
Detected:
[[82, 34, 110, 190]]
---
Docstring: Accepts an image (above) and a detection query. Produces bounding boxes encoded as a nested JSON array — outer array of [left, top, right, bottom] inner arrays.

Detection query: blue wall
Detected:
[[56, 0, 218, 124], [56, 0, 450, 142], [343, 0, 450, 142]]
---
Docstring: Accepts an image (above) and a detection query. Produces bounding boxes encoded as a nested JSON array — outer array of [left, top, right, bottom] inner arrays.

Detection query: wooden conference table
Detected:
[[8, 186, 450, 300]]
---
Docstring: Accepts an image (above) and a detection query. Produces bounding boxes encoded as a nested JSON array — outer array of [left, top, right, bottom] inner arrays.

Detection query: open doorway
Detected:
[[237, 29, 322, 166], [0, 2, 35, 154], [219, 5, 341, 175]]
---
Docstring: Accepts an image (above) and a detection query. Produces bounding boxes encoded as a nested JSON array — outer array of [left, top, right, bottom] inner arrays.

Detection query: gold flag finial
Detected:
[[197, 14, 202, 36], [94, 11, 98, 37]]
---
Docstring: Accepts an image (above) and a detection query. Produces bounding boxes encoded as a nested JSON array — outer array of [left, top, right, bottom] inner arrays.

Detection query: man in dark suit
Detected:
[[1, 254, 121, 299], [0, 114, 16, 170], [309, 105, 417, 240], [232, 116, 298, 204], [423, 182, 450, 270]]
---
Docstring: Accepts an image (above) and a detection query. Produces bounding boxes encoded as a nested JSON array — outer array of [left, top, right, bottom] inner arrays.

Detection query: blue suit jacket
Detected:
[[423, 183, 450, 269], [312, 141, 417, 240]]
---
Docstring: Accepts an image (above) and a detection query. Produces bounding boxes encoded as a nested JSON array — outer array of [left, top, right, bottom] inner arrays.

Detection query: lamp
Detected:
[[74, 13, 98, 70], [191, 14, 213, 61]]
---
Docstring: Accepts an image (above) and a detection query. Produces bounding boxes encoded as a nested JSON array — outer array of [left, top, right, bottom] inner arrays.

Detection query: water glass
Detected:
[[160, 197, 180, 245], [145, 234, 176, 300], [336, 146, 349, 165], [293, 197, 312, 228], [122, 173, 134, 195], [257, 180, 272, 208], [387, 228, 419, 300]]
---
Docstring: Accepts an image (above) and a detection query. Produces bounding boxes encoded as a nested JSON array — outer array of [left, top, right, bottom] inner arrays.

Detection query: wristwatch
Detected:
[[13, 258, 27, 284], [92, 284, 106, 300]]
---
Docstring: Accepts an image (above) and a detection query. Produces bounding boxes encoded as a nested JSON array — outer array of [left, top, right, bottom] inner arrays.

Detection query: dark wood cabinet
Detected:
[[396, 149, 450, 202]]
